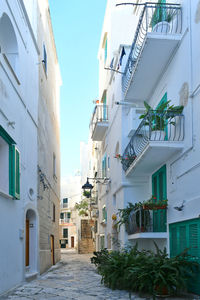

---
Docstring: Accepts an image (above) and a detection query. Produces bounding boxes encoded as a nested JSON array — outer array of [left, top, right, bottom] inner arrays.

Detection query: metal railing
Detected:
[[122, 110, 184, 172], [90, 105, 108, 133], [122, 2, 182, 94], [125, 207, 166, 235]]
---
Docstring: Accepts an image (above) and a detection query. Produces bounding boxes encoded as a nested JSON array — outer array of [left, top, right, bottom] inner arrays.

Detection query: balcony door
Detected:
[[152, 165, 167, 232]]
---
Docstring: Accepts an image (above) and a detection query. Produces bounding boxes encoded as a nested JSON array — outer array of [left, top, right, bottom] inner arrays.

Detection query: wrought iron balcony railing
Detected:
[[122, 110, 184, 172], [90, 105, 108, 130], [122, 2, 182, 95], [125, 207, 167, 235]]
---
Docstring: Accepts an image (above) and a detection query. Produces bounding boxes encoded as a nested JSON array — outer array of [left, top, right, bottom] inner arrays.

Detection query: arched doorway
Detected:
[[25, 209, 37, 274]]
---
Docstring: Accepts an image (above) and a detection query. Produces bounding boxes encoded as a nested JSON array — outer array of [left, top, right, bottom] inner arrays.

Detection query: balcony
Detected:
[[122, 3, 182, 103], [126, 207, 167, 240], [122, 110, 184, 176], [90, 105, 108, 141]]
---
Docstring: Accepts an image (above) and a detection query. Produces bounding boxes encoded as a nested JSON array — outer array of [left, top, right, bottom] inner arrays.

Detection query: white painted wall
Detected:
[[0, 0, 39, 294], [90, 0, 200, 253]]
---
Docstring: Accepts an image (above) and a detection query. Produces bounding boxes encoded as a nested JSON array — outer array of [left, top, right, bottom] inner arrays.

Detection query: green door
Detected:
[[152, 165, 167, 232], [169, 219, 200, 295]]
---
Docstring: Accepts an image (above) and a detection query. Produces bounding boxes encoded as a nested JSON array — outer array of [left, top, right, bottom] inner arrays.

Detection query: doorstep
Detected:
[[25, 271, 38, 282]]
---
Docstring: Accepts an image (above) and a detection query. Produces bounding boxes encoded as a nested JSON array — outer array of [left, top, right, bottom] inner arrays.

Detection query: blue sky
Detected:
[[48, 0, 107, 178]]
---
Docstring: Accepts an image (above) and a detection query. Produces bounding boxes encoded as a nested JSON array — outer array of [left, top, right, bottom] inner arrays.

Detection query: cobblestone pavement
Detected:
[[1, 253, 200, 300]]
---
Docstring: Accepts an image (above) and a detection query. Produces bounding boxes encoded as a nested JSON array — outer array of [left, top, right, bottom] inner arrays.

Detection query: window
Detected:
[[63, 228, 68, 238], [104, 39, 107, 63], [60, 212, 64, 219], [102, 205, 107, 223], [53, 203, 55, 222], [107, 156, 110, 170], [63, 198, 68, 208], [0, 125, 20, 199], [43, 44, 47, 74], [102, 155, 107, 178], [100, 235, 105, 250], [67, 212, 71, 219]]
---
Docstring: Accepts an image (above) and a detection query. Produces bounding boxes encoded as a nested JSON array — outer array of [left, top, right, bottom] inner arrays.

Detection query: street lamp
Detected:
[[82, 178, 93, 198]]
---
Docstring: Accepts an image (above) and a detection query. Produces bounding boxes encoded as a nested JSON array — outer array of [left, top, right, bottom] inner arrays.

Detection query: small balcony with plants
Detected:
[[122, 2, 182, 103], [90, 104, 108, 141], [121, 101, 184, 176], [117, 200, 168, 240]]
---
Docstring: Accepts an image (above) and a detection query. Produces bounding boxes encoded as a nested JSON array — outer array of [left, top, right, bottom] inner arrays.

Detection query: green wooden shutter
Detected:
[[169, 219, 200, 295], [9, 145, 20, 199], [104, 39, 107, 63], [152, 165, 167, 232], [15, 148, 20, 199]]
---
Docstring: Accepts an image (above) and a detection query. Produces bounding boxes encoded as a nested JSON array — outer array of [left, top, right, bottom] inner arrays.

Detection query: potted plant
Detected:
[[143, 196, 168, 210], [151, 1, 176, 33], [139, 100, 184, 141]]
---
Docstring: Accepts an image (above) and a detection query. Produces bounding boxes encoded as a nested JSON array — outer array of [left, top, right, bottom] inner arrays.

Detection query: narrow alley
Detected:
[[1, 253, 199, 300], [0, 252, 131, 300]]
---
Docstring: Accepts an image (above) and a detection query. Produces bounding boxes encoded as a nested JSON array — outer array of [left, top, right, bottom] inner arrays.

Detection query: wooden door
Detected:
[[25, 219, 29, 266], [50, 235, 55, 265], [71, 236, 74, 248]]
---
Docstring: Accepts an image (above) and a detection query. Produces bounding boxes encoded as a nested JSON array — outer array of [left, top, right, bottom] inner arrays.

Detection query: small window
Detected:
[[63, 198, 68, 208], [67, 212, 71, 219], [102, 205, 107, 222], [63, 228, 68, 238], [104, 39, 107, 63], [43, 44, 47, 74], [107, 156, 110, 169], [53, 203, 55, 222], [102, 155, 107, 178], [60, 212, 64, 219]]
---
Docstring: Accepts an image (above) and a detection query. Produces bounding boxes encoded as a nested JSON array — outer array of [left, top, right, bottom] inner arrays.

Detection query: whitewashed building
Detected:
[[0, 0, 61, 295], [89, 0, 200, 294], [0, 0, 39, 294]]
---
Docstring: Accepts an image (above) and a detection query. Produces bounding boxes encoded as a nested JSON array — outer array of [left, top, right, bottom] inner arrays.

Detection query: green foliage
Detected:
[[83, 190, 91, 198], [91, 243, 199, 296], [150, 1, 176, 28], [143, 197, 168, 209], [75, 199, 89, 216], [117, 202, 151, 232], [117, 202, 140, 228], [139, 100, 184, 131]]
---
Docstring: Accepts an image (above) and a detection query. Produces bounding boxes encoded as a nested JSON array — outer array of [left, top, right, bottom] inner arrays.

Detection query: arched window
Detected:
[[0, 13, 19, 73]]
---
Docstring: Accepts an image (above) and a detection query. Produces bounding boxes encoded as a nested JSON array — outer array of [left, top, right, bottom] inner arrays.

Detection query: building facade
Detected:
[[0, 0, 39, 294], [37, 0, 61, 274], [0, 0, 61, 295], [88, 0, 200, 294], [59, 197, 77, 249]]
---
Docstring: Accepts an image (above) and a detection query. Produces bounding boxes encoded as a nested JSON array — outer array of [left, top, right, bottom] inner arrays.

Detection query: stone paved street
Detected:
[[1, 253, 200, 300]]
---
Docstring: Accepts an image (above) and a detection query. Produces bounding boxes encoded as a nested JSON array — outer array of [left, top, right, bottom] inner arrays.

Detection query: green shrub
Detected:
[[90, 243, 199, 297]]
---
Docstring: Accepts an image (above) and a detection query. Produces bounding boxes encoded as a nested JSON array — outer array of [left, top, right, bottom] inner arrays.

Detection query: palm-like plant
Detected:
[[139, 100, 184, 131]]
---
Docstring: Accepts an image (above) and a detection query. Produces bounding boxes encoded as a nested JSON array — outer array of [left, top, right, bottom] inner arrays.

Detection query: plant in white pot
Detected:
[[139, 100, 184, 141], [151, 1, 176, 34]]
